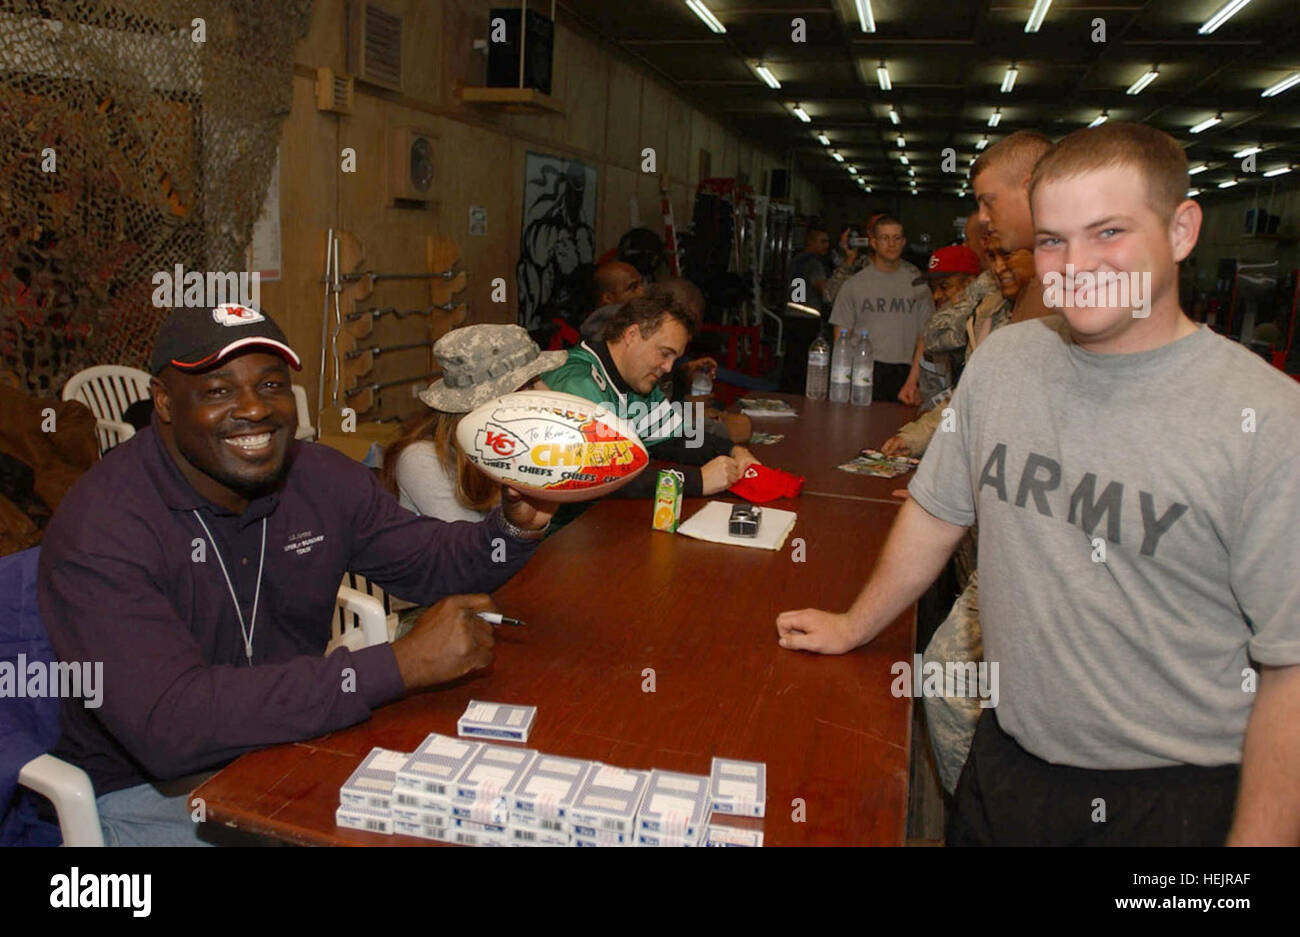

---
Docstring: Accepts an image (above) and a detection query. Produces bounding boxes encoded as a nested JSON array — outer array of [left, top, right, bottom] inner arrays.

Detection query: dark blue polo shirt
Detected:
[[38, 422, 540, 795]]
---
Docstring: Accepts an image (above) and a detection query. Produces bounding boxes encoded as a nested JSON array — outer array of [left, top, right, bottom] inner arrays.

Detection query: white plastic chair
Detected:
[[327, 576, 397, 655], [291, 384, 315, 441], [18, 754, 105, 847], [61, 365, 152, 454]]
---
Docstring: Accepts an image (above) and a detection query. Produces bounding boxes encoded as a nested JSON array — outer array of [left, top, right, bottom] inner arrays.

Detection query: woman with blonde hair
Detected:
[[381, 324, 565, 522]]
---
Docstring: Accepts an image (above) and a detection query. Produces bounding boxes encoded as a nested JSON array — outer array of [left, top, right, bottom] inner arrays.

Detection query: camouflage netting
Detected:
[[0, 0, 311, 395]]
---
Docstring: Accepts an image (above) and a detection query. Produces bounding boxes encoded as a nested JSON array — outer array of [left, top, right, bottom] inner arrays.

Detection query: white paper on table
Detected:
[[675, 501, 796, 551], [739, 406, 798, 418]]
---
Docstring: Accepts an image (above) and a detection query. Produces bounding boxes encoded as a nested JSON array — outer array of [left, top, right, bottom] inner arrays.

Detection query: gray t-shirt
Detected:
[[829, 261, 934, 364], [909, 317, 1300, 770]]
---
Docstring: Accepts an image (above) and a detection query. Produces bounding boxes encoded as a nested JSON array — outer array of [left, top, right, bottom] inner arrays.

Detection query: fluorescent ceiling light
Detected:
[[1001, 65, 1018, 94], [1218, 179, 1238, 188], [792, 105, 811, 123], [831, 150, 845, 162], [1126, 68, 1158, 95], [877, 64, 892, 91], [1263, 166, 1292, 177], [1088, 111, 1108, 128], [896, 135, 906, 148], [1199, 0, 1251, 35], [1232, 146, 1260, 158], [1190, 115, 1222, 134], [988, 108, 1002, 127], [888, 108, 900, 125], [899, 154, 909, 165], [848, 166, 858, 175], [816, 132, 831, 146], [1025, 0, 1052, 33], [976, 136, 989, 151], [1189, 163, 1209, 175], [686, 0, 726, 33], [1188, 188, 1201, 197], [907, 168, 915, 177], [855, 0, 875, 33], [754, 64, 780, 90], [1261, 72, 1300, 97]]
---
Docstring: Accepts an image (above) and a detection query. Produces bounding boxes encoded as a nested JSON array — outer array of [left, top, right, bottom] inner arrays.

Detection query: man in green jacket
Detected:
[[542, 288, 758, 505]]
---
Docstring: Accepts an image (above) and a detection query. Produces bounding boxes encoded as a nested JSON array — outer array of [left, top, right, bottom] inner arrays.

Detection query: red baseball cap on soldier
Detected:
[[913, 245, 981, 285], [150, 304, 302, 374]]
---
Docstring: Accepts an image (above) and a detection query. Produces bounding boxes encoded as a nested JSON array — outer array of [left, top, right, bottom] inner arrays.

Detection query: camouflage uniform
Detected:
[[823, 254, 870, 306], [923, 269, 997, 358], [922, 570, 984, 794], [914, 280, 1020, 794], [896, 285, 1012, 457]]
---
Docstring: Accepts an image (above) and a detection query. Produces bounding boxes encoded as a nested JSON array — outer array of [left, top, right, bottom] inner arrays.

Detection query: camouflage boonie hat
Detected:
[[418, 324, 567, 413]]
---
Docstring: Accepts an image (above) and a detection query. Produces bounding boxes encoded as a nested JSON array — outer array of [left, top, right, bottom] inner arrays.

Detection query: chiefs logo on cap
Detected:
[[928, 255, 942, 270], [212, 304, 266, 327]]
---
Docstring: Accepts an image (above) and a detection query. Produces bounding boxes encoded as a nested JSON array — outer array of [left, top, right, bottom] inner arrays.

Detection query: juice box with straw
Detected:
[[652, 469, 684, 532]]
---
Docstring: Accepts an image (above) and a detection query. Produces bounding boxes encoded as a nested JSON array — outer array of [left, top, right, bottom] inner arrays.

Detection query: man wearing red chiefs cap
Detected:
[[910, 245, 983, 408], [39, 304, 554, 845]]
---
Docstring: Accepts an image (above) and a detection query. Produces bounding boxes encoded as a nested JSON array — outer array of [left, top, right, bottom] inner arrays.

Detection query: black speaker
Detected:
[[770, 168, 790, 199], [488, 8, 554, 95]]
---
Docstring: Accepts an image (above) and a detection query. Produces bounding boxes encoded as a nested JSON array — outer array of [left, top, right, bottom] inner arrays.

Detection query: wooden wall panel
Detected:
[[663, 86, 691, 185], [564, 33, 609, 158], [268, 0, 826, 430], [602, 165, 639, 256], [258, 74, 341, 421], [605, 58, 643, 172], [434, 117, 517, 328]]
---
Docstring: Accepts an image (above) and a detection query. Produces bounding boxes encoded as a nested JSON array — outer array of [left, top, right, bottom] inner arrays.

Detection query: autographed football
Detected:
[[456, 390, 650, 502]]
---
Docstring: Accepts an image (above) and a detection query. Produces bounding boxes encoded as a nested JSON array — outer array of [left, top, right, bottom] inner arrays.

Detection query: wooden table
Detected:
[[194, 495, 915, 846], [741, 394, 918, 502]]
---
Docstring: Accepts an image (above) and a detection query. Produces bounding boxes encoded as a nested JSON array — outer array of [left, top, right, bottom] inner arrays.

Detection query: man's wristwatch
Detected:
[[499, 509, 550, 541]]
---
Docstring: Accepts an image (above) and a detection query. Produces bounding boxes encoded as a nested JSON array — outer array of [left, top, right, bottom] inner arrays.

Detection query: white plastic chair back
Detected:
[[62, 365, 152, 454], [291, 384, 315, 441], [18, 754, 104, 846], [326, 574, 401, 655]]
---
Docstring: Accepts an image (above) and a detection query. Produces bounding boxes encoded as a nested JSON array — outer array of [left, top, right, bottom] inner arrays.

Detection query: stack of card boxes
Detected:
[[705, 757, 766, 846], [567, 764, 649, 846], [457, 700, 537, 742], [336, 747, 408, 835], [506, 754, 593, 846], [391, 733, 482, 842], [445, 743, 536, 846], [634, 769, 712, 847]]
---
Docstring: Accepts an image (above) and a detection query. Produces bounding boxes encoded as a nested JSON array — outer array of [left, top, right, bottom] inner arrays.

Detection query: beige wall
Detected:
[[1187, 181, 1300, 292], [263, 0, 824, 425]]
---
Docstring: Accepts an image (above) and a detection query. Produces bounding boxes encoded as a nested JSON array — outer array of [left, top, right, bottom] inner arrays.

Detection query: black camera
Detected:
[[728, 503, 762, 537]]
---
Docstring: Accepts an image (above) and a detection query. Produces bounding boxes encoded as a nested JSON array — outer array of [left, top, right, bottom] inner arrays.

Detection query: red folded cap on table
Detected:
[[728, 464, 805, 503]]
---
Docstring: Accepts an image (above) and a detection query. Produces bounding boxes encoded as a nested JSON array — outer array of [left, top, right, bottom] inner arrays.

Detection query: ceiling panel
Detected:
[[558, 0, 1300, 197]]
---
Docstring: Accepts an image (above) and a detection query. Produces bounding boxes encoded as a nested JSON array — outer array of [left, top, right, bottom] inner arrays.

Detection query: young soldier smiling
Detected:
[[777, 122, 1300, 846]]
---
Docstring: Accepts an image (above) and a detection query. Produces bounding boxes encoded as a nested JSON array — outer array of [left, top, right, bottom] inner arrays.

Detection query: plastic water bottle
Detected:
[[851, 329, 874, 407], [829, 327, 852, 403], [805, 332, 830, 400]]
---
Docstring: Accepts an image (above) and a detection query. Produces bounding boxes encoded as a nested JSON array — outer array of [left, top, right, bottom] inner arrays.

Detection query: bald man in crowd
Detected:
[[580, 261, 646, 342]]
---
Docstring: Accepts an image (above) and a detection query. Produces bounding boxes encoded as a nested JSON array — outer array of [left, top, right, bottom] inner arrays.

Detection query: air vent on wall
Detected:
[[348, 1, 402, 91], [315, 67, 354, 114]]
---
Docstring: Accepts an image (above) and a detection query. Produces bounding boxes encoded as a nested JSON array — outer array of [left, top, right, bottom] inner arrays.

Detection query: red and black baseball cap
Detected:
[[913, 245, 982, 285], [150, 304, 302, 375]]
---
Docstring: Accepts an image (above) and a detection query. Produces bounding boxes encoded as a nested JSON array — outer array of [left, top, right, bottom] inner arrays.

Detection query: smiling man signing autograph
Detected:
[[38, 305, 553, 846]]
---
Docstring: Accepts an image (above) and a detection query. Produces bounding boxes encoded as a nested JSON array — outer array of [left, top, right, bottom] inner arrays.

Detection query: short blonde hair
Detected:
[[971, 131, 1052, 185], [1028, 121, 1188, 223]]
